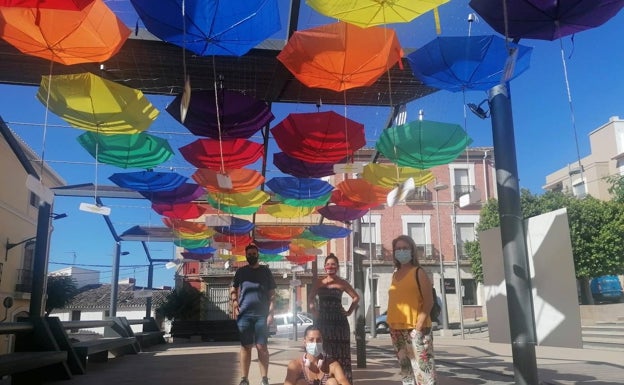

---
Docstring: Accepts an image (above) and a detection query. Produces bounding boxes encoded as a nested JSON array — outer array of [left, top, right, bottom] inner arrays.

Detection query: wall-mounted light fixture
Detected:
[[467, 99, 490, 119], [5, 212, 67, 260]]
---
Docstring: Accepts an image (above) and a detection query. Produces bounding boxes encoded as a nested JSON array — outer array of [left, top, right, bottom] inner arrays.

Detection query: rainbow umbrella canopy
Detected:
[[306, 0, 449, 28], [77, 131, 173, 169], [109, 171, 187, 192], [406, 35, 533, 92], [375, 120, 472, 169], [271, 111, 366, 164], [167, 89, 274, 139], [0, 0, 130, 65], [277, 21, 404, 91], [469, 0, 624, 41], [37, 72, 159, 134], [266, 177, 334, 200], [179, 138, 264, 170], [130, 0, 280, 56]]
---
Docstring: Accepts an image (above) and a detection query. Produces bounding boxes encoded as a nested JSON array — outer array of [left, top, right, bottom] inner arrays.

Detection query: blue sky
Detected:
[[1, 1, 623, 288]]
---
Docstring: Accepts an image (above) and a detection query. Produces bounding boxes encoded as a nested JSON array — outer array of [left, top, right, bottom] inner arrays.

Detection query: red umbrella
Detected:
[[192, 168, 264, 193], [271, 111, 366, 164], [277, 21, 404, 91], [179, 138, 264, 170], [152, 202, 207, 220], [336, 179, 391, 205], [255, 226, 305, 240], [0, 0, 94, 10]]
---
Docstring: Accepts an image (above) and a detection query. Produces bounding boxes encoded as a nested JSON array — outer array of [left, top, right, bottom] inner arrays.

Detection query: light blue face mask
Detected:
[[305, 342, 324, 357], [394, 249, 412, 264]]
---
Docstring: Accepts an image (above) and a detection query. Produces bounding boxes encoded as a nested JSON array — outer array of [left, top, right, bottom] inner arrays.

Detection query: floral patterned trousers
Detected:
[[390, 328, 436, 385]]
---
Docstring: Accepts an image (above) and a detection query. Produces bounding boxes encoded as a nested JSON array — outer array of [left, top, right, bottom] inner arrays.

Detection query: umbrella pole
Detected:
[[488, 83, 538, 385]]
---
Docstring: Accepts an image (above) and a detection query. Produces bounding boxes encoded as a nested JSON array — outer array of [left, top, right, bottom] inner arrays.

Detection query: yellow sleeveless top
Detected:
[[387, 266, 431, 330]]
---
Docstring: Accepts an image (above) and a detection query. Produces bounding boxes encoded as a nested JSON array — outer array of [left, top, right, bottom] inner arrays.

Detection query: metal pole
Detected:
[[368, 213, 376, 338], [110, 242, 121, 317], [29, 202, 51, 317], [146, 262, 154, 318], [434, 186, 449, 330], [451, 203, 464, 338], [488, 83, 538, 385], [291, 269, 297, 340], [352, 219, 366, 367]]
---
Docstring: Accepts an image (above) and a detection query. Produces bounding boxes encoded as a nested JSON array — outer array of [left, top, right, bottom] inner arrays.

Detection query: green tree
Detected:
[[45, 275, 78, 316], [606, 174, 624, 203], [156, 283, 202, 320]]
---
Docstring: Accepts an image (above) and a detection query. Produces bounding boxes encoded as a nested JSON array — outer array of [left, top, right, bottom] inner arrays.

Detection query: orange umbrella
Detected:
[[0, 1, 94, 10], [192, 168, 265, 193], [255, 226, 305, 240], [277, 21, 403, 91], [162, 218, 208, 233], [0, 0, 130, 65], [336, 179, 391, 203]]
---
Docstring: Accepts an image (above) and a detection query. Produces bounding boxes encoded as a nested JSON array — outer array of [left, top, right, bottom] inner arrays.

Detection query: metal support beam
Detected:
[[29, 202, 51, 317], [488, 83, 538, 385], [110, 242, 121, 317], [142, 241, 154, 318]]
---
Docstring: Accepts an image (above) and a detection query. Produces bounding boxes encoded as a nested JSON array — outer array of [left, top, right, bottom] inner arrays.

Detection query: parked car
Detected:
[[375, 311, 389, 333], [590, 275, 624, 303], [271, 312, 314, 339]]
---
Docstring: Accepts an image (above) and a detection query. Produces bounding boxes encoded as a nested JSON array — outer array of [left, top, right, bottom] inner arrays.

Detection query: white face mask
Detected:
[[305, 342, 324, 357], [394, 249, 412, 264]]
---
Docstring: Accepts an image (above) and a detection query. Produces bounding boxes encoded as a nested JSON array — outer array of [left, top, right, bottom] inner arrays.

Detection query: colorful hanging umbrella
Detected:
[[174, 238, 210, 249], [297, 230, 328, 242], [362, 163, 434, 189], [469, 0, 624, 41], [192, 168, 264, 193], [141, 183, 205, 204], [375, 120, 473, 169], [264, 203, 317, 219], [266, 177, 334, 200], [109, 171, 187, 192], [208, 190, 270, 208], [255, 226, 305, 240], [130, 0, 280, 56], [274, 192, 332, 208], [306, 0, 449, 28], [162, 217, 208, 233], [406, 35, 533, 92], [308, 224, 351, 239], [214, 217, 254, 235], [166, 89, 274, 139], [77, 131, 173, 169], [204, 196, 262, 215], [179, 138, 264, 170], [181, 251, 213, 261], [0, 0, 130, 65], [253, 240, 291, 250], [1, 1, 94, 10], [152, 202, 207, 220], [213, 233, 253, 248], [277, 21, 404, 91], [317, 205, 368, 222], [37, 72, 159, 134], [271, 111, 366, 164], [259, 253, 285, 262], [186, 246, 216, 255], [173, 228, 214, 240], [330, 189, 381, 210], [273, 152, 336, 178], [291, 238, 327, 249], [286, 254, 316, 265]]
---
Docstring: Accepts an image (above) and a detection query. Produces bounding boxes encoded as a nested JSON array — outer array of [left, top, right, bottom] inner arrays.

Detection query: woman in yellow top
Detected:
[[387, 235, 436, 385]]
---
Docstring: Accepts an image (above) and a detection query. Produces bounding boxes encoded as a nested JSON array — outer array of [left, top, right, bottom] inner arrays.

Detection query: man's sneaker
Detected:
[[260, 377, 269, 385], [239, 378, 249, 385]]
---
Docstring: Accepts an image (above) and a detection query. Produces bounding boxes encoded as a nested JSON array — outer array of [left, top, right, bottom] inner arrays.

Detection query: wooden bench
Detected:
[[0, 320, 72, 384]]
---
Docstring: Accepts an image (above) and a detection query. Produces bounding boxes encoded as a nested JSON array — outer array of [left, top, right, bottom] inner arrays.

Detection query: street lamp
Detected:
[[452, 203, 465, 339], [433, 183, 450, 331]]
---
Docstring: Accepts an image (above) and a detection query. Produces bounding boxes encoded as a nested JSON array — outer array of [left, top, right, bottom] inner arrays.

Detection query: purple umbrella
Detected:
[[182, 252, 214, 261], [273, 152, 337, 178], [166, 89, 274, 138], [317, 205, 369, 222], [214, 216, 254, 235], [141, 183, 206, 204], [469, 0, 624, 41], [253, 239, 291, 250], [109, 171, 187, 192]]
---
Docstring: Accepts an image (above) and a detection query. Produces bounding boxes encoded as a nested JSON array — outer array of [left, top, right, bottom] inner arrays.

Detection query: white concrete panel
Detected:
[[480, 208, 582, 348]]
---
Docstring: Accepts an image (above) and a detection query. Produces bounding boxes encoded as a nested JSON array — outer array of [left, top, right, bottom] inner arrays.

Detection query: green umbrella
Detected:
[[77, 131, 173, 169], [274, 192, 331, 207], [173, 238, 210, 249], [375, 120, 472, 169], [205, 195, 262, 215]]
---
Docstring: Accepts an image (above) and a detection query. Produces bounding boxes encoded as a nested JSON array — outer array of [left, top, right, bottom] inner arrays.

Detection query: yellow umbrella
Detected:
[[362, 163, 434, 188], [264, 203, 317, 219], [172, 228, 215, 240], [291, 238, 327, 249], [217, 253, 247, 262], [306, 0, 449, 28], [37, 72, 159, 134], [208, 190, 270, 208]]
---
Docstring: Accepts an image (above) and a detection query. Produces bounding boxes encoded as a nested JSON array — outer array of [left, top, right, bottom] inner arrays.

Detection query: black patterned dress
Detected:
[[315, 287, 352, 384]]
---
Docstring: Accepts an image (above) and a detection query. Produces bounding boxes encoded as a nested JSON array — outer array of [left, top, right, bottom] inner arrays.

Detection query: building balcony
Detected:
[[453, 184, 476, 201], [405, 188, 432, 204]]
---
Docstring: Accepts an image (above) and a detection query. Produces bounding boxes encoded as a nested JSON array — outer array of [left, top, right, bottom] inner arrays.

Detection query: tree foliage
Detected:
[[467, 189, 624, 286], [45, 275, 78, 316], [156, 283, 202, 320]]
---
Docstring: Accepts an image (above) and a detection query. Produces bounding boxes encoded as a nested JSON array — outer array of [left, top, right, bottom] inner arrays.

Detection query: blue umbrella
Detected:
[[258, 245, 290, 254], [266, 177, 334, 200], [214, 216, 254, 235], [308, 224, 351, 239], [130, 0, 281, 56], [406, 35, 532, 92], [186, 246, 217, 254], [109, 171, 188, 192]]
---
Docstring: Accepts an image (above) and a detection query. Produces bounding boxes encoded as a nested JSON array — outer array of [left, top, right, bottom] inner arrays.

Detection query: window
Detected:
[[572, 180, 586, 198], [451, 166, 475, 201], [360, 214, 381, 257], [70, 310, 81, 333], [455, 223, 476, 259], [29, 191, 39, 208], [461, 279, 477, 305]]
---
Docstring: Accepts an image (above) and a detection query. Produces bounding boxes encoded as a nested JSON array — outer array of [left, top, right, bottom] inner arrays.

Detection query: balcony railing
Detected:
[[15, 269, 32, 293], [453, 184, 475, 201], [405, 188, 432, 204]]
